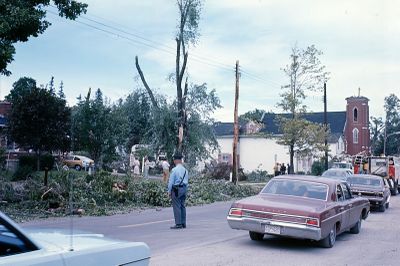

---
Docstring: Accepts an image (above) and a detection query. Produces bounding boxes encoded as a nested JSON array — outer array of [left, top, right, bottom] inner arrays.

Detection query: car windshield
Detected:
[[261, 179, 328, 200], [348, 177, 381, 187], [322, 170, 349, 177]]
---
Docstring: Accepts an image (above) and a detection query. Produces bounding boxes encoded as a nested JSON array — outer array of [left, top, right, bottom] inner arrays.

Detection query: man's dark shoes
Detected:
[[170, 224, 183, 229], [182, 224, 186, 228]]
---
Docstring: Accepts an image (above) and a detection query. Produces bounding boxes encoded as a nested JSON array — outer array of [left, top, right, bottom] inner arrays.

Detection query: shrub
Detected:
[[246, 169, 272, 183], [204, 162, 246, 181], [311, 160, 325, 176], [13, 155, 55, 180]]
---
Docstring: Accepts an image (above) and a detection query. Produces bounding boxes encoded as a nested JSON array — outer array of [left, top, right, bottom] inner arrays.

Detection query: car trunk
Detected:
[[233, 194, 327, 222]]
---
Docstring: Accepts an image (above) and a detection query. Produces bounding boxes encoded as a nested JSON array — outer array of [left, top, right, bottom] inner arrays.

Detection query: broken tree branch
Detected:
[[135, 56, 159, 109]]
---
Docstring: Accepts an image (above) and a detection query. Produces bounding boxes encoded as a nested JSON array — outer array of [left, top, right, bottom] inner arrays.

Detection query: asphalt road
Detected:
[[22, 196, 400, 266]]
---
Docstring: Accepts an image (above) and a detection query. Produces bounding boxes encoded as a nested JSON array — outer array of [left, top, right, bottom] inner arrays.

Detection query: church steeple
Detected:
[[344, 93, 370, 155]]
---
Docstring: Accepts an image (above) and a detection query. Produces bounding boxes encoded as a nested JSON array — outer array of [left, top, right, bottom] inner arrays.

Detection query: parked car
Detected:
[[227, 175, 370, 248], [332, 162, 353, 170], [321, 168, 353, 181], [0, 211, 150, 266], [347, 174, 391, 212], [62, 155, 94, 171]]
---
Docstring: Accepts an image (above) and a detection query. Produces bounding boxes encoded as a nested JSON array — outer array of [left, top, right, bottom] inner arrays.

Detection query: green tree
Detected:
[[5, 77, 36, 102], [7, 77, 71, 170], [72, 88, 122, 168], [370, 116, 384, 155], [0, 0, 87, 76], [383, 94, 400, 155], [277, 45, 329, 173], [121, 90, 152, 150]]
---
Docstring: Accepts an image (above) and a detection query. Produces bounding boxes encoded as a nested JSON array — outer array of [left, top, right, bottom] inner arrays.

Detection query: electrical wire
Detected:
[[46, 7, 283, 88]]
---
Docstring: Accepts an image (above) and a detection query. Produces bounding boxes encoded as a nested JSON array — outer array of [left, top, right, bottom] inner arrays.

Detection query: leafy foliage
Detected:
[[277, 117, 329, 158], [311, 160, 325, 176], [7, 77, 71, 169], [135, 84, 220, 167], [370, 116, 384, 155], [239, 108, 265, 123], [0, 171, 259, 221], [370, 94, 400, 155], [245, 169, 272, 183], [71, 88, 124, 167], [0, 0, 87, 75]]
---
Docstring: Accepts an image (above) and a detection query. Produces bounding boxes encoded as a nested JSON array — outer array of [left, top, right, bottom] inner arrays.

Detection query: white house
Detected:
[[213, 111, 347, 174]]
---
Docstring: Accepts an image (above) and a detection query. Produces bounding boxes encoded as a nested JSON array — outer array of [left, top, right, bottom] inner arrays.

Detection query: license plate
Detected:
[[265, 224, 281, 234]]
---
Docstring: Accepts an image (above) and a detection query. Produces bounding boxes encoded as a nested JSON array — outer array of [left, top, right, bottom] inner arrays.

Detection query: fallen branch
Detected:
[[41, 187, 53, 200]]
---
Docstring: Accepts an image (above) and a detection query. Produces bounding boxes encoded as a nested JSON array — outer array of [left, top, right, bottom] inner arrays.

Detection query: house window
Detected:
[[353, 107, 358, 122], [353, 128, 359, 144], [219, 153, 232, 164]]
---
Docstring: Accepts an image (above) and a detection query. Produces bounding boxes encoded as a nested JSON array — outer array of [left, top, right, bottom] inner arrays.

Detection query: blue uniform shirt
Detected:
[[168, 164, 189, 193]]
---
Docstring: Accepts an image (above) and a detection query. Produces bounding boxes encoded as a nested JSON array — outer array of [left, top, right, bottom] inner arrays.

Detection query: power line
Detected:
[[46, 8, 283, 87]]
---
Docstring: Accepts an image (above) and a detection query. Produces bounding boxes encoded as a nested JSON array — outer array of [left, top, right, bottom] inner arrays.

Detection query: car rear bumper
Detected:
[[227, 216, 322, 241], [354, 195, 386, 205]]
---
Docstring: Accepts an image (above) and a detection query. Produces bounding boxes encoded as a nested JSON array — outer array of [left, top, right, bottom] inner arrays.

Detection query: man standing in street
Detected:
[[168, 153, 189, 229], [162, 158, 170, 183]]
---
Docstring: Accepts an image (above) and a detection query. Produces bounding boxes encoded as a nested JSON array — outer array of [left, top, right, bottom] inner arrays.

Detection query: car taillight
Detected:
[[229, 208, 243, 217], [306, 218, 319, 227]]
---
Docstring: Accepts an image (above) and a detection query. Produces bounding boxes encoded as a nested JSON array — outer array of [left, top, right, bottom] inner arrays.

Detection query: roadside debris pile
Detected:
[[0, 171, 259, 221]]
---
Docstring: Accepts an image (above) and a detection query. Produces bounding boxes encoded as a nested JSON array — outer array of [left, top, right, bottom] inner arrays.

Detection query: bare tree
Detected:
[[135, 0, 202, 155]]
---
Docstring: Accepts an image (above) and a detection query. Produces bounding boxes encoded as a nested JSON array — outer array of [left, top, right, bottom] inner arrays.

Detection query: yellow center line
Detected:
[[118, 219, 174, 228]]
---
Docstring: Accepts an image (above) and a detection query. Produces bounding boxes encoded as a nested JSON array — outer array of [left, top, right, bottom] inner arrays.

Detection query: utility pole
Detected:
[[383, 122, 387, 156], [324, 82, 328, 170], [232, 60, 240, 184]]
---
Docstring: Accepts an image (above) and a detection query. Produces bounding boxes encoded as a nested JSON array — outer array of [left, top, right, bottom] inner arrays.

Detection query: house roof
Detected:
[[261, 111, 346, 135], [214, 111, 347, 142], [213, 121, 246, 136]]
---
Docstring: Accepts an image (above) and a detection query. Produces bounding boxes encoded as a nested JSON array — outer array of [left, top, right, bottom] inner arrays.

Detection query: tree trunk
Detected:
[[289, 144, 294, 174], [36, 150, 41, 172]]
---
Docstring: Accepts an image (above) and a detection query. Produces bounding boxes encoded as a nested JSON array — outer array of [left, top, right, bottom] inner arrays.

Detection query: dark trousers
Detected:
[[171, 186, 187, 226]]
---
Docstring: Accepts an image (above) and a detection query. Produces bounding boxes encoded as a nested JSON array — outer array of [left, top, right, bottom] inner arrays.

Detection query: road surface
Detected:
[[22, 196, 400, 266]]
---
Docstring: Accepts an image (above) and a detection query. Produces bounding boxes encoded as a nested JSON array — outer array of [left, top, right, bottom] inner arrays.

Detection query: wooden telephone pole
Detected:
[[323, 82, 329, 170], [232, 60, 240, 184]]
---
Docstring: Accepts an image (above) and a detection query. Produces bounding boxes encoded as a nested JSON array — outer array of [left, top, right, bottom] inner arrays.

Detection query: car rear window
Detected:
[[322, 170, 348, 177], [261, 179, 328, 200], [348, 177, 381, 187]]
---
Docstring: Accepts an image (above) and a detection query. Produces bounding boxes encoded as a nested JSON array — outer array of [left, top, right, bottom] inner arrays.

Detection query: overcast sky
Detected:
[[0, 0, 399, 121]]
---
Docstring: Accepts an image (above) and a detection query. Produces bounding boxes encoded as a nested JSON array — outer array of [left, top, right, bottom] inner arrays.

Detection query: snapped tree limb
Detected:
[[135, 56, 159, 109]]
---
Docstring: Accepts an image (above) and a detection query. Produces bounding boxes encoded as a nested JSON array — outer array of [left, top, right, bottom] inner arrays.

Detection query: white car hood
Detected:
[[27, 230, 122, 252], [26, 229, 151, 264]]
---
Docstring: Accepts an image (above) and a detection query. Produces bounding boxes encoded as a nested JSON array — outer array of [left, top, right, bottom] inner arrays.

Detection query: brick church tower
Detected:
[[344, 95, 370, 155]]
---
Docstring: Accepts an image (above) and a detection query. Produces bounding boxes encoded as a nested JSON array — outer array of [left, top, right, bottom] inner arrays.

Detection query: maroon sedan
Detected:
[[227, 175, 370, 248]]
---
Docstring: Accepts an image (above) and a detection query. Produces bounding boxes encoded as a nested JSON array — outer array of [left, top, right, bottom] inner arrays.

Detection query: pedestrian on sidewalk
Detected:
[[162, 158, 170, 183], [274, 163, 280, 176], [144, 156, 150, 178], [168, 153, 189, 229], [280, 163, 287, 175], [133, 158, 140, 175]]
